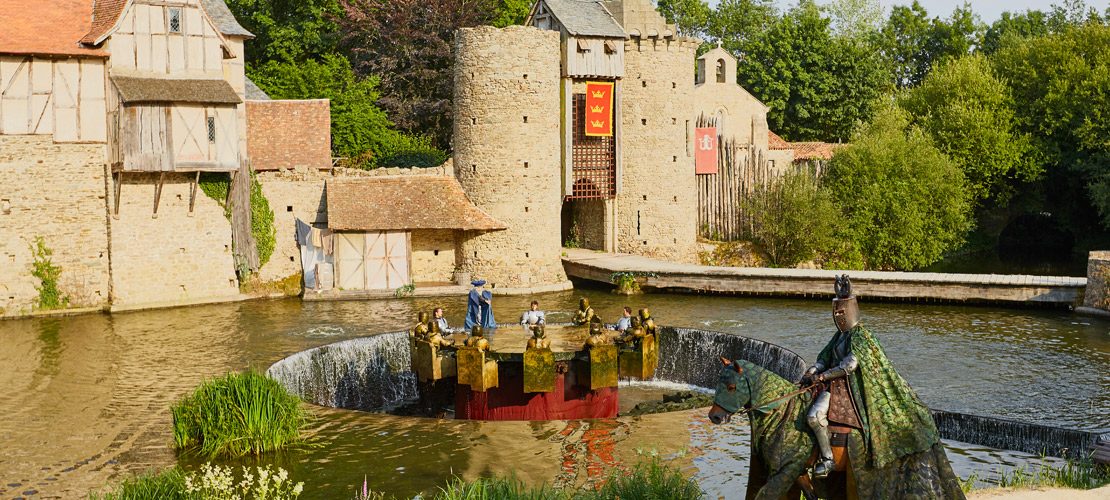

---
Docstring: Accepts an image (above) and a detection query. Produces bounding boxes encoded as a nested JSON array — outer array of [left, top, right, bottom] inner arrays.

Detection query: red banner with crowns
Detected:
[[584, 82, 614, 137]]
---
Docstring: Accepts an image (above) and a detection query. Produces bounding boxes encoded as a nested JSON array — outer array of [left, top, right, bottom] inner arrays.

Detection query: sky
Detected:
[[705, 1, 1110, 23]]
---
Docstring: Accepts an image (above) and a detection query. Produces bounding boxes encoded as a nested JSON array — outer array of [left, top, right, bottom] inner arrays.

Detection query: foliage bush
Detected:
[[432, 460, 701, 500], [91, 468, 189, 500], [740, 168, 840, 267], [370, 131, 449, 169], [30, 236, 68, 310], [171, 371, 308, 459], [824, 103, 973, 270], [197, 173, 276, 269]]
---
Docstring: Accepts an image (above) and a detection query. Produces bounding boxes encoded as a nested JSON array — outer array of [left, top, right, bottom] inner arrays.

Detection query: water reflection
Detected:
[[0, 292, 1106, 498]]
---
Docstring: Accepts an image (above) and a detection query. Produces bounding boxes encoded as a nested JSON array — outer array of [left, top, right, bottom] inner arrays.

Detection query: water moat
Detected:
[[1, 292, 1107, 498]]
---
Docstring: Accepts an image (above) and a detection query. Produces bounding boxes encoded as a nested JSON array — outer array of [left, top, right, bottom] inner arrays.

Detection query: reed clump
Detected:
[[90, 468, 189, 500], [171, 370, 309, 459], [432, 460, 701, 500]]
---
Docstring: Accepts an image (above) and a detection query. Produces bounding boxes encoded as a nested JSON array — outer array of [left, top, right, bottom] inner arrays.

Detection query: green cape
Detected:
[[817, 325, 939, 469]]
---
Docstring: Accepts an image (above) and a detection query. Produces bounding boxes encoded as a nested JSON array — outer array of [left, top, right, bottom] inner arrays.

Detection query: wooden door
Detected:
[[335, 233, 365, 290]]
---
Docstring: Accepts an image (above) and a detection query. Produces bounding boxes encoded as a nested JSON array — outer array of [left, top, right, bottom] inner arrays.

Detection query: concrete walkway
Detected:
[[562, 249, 1086, 306]]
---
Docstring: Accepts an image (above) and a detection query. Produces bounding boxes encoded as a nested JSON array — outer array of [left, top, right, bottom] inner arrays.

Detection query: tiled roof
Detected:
[[789, 141, 842, 161], [200, 0, 253, 38], [768, 131, 842, 160], [81, 0, 129, 45], [541, 0, 627, 38], [245, 77, 271, 100], [113, 76, 242, 104], [768, 130, 791, 150], [0, 0, 107, 56], [326, 177, 507, 232]]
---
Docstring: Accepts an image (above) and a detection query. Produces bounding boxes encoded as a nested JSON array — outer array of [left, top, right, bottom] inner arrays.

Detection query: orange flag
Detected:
[[584, 82, 614, 137]]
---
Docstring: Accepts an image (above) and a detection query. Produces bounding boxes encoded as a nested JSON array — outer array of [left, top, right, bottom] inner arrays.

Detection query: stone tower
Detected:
[[453, 26, 568, 288], [608, 0, 700, 262]]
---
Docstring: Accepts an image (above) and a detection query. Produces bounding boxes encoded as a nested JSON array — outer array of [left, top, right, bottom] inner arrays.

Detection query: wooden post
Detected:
[[112, 171, 123, 219], [152, 172, 165, 219], [229, 160, 259, 277], [188, 170, 199, 216]]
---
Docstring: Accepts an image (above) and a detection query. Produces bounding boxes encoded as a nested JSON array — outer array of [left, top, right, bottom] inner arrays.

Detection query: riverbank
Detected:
[[563, 248, 1086, 306], [969, 485, 1110, 499]]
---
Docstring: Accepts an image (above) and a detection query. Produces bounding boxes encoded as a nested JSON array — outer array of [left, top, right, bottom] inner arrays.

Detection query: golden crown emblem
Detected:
[[591, 90, 606, 98], [590, 105, 605, 113], [591, 120, 605, 128]]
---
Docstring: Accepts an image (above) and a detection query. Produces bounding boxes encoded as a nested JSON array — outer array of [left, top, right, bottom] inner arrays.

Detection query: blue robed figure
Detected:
[[465, 280, 496, 330]]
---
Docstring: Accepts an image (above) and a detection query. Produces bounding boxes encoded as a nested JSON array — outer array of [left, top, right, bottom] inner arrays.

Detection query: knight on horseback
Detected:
[[803, 274, 864, 478]]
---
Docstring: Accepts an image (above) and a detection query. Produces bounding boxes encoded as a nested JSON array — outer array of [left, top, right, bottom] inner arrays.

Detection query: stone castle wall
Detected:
[[1084, 251, 1110, 310], [617, 37, 700, 263], [412, 230, 457, 283], [453, 26, 567, 287], [0, 136, 111, 314], [109, 173, 240, 308]]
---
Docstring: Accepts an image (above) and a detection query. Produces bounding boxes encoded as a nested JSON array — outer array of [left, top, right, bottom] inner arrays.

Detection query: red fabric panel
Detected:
[[456, 362, 619, 420]]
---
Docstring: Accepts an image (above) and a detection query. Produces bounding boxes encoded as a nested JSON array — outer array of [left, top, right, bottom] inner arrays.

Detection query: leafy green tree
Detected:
[[739, 1, 889, 142], [982, 10, 1050, 54], [226, 0, 341, 64], [897, 54, 1038, 206], [880, 1, 931, 88], [658, 0, 712, 37], [491, 0, 533, 27], [741, 168, 839, 267], [706, 0, 778, 56], [825, 0, 883, 39], [824, 104, 974, 270], [338, 0, 498, 150], [923, 3, 983, 63], [991, 23, 1110, 231], [249, 55, 394, 160]]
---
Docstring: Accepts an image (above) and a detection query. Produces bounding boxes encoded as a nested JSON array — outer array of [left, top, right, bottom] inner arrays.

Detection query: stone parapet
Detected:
[[1083, 251, 1110, 310]]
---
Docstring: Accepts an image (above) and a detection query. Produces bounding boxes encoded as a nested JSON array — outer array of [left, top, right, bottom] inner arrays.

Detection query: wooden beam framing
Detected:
[[153, 171, 165, 218], [188, 170, 200, 215], [112, 171, 123, 219]]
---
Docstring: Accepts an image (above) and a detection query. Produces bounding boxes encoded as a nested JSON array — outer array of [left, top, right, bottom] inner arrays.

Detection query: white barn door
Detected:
[[335, 231, 411, 290]]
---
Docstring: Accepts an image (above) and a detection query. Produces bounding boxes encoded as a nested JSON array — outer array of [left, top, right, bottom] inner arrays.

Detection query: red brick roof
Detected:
[[81, 0, 129, 45], [767, 131, 842, 160], [326, 177, 507, 232], [0, 0, 108, 57], [768, 130, 791, 150]]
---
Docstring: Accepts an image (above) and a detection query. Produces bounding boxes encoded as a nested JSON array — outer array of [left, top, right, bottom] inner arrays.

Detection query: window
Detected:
[[207, 117, 216, 143], [169, 8, 182, 33]]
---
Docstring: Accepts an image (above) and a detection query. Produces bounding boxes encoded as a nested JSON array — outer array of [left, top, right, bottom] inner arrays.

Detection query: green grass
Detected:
[[433, 460, 701, 500], [90, 468, 189, 500], [171, 370, 309, 459], [993, 457, 1109, 490]]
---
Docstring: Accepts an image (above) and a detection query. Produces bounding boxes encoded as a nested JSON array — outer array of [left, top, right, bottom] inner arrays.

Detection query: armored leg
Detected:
[[806, 391, 835, 478]]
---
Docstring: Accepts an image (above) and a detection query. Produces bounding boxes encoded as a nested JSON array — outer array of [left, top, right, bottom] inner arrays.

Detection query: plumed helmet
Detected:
[[832, 274, 860, 332]]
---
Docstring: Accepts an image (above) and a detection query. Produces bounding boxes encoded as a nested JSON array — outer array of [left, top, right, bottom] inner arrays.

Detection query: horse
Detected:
[[707, 357, 861, 500]]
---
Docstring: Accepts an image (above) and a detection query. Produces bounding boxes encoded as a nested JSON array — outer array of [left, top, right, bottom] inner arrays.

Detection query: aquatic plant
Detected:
[[90, 468, 189, 500], [610, 271, 657, 295], [437, 475, 562, 500], [587, 459, 701, 500], [993, 456, 1109, 490], [171, 370, 309, 458], [93, 463, 303, 500]]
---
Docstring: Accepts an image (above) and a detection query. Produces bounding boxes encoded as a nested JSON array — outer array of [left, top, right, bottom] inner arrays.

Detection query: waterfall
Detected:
[[654, 326, 808, 388], [932, 410, 1103, 460], [267, 331, 418, 412]]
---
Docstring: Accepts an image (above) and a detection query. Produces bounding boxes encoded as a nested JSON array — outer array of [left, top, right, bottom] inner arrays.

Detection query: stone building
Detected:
[[0, 0, 322, 315]]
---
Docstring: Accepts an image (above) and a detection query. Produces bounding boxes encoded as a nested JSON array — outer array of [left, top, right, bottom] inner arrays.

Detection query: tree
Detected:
[[338, 0, 499, 150], [880, 1, 983, 88], [226, 0, 341, 64], [825, 0, 883, 39], [982, 10, 1050, 55], [490, 0, 532, 28], [897, 55, 1039, 206], [991, 24, 1110, 232], [657, 0, 712, 38], [249, 55, 394, 160], [706, 0, 778, 56], [824, 104, 973, 270], [741, 168, 839, 267], [739, 1, 889, 142]]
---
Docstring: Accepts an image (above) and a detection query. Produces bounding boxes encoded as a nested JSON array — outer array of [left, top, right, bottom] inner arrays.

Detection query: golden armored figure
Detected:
[[411, 311, 431, 341], [619, 316, 646, 345], [464, 325, 491, 351], [572, 297, 599, 326], [639, 308, 657, 337], [527, 323, 551, 350], [426, 317, 455, 350], [585, 318, 613, 348]]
